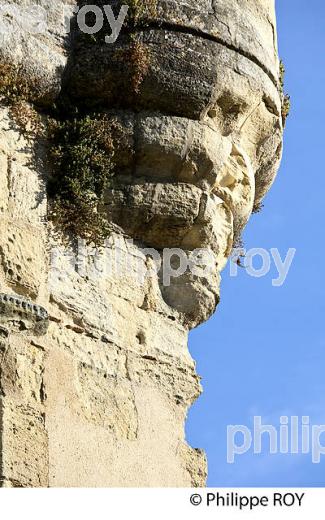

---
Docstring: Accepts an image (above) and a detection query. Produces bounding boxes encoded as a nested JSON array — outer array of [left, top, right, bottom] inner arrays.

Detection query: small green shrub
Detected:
[[10, 99, 42, 137], [0, 62, 41, 135], [279, 60, 286, 91], [282, 94, 291, 126], [47, 113, 122, 245], [0, 63, 30, 104], [279, 60, 291, 126], [252, 201, 264, 214]]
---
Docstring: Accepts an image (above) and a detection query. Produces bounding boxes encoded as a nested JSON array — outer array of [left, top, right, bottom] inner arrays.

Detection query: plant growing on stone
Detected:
[[252, 201, 264, 214], [0, 63, 31, 104], [126, 0, 157, 27], [282, 94, 291, 126], [279, 60, 291, 126], [124, 39, 151, 94], [79, 0, 157, 43], [0, 62, 41, 135], [279, 60, 286, 91], [47, 113, 122, 245]]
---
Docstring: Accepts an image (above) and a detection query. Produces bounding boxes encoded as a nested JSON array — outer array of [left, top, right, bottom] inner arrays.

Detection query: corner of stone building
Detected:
[[0, 0, 284, 487]]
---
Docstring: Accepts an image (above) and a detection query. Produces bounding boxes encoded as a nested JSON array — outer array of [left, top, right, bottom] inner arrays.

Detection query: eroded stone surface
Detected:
[[0, 0, 77, 105], [0, 293, 49, 336], [0, 0, 283, 487]]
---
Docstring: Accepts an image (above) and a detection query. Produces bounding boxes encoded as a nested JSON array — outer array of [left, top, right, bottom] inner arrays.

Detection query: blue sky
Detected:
[[186, 0, 325, 486]]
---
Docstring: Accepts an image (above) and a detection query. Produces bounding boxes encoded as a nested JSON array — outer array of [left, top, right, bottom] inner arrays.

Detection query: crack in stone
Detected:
[[126, 21, 278, 89]]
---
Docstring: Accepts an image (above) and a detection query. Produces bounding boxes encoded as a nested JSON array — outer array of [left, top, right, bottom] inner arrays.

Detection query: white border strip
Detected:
[[0, 488, 324, 519]]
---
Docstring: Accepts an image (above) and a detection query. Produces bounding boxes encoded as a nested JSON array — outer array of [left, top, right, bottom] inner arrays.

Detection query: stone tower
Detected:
[[0, 0, 283, 486]]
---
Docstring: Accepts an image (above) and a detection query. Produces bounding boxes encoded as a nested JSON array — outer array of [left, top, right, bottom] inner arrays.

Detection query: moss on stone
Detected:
[[126, 0, 158, 26]]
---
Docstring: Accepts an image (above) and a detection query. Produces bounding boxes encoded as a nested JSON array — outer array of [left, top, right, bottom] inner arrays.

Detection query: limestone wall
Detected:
[[0, 0, 283, 487]]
